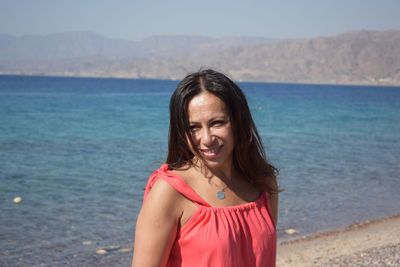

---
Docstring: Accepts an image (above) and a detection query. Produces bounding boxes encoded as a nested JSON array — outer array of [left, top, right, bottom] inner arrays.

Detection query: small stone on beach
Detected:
[[95, 245, 121, 255], [285, 228, 298, 235], [105, 245, 120, 251], [119, 247, 131, 253], [82, 241, 93, 245], [13, 196, 22, 204], [95, 248, 108, 255]]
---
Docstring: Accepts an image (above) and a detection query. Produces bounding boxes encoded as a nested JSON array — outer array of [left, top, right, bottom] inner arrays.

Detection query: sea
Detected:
[[1, 75, 399, 266]]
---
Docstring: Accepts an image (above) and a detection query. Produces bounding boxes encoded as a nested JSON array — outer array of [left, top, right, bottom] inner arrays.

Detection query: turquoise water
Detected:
[[1, 75, 399, 266]]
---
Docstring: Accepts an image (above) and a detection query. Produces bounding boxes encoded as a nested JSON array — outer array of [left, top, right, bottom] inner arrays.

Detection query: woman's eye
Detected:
[[211, 120, 226, 127], [188, 125, 199, 132]]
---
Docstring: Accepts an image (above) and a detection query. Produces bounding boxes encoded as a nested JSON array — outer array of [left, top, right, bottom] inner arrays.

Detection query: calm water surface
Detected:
[[1, 76, 399, 266]]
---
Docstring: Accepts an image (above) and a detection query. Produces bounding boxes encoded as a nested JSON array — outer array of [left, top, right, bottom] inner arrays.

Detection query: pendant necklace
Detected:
[[216, 188, 228, 200], [194, 161, 231, 200], [209, 179, 229, 200]]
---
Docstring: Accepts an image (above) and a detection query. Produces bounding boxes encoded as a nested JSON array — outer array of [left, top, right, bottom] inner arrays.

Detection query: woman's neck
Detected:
[[191, 157, 236, 184]]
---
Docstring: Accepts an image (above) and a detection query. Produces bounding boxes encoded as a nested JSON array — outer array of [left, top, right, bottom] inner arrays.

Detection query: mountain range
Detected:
[[1, 30, 399, 86]]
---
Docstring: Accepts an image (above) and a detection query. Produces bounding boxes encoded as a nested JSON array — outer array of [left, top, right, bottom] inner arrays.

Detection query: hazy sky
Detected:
[[1, 0, 399, 40]]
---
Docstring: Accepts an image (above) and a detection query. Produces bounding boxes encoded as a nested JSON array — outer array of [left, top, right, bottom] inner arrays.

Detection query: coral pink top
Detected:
[[144, 164, 276, 267]]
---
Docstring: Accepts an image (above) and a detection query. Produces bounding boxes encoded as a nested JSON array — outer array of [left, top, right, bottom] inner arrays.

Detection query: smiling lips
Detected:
[[199, 145, 223, 159]]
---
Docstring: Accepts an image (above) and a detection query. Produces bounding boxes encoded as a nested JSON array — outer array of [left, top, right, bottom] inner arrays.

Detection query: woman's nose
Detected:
[[201, 128, 214, 145]]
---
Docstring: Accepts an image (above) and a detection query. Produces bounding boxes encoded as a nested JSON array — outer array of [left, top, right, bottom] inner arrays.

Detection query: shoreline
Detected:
[[277, 214, 400, 266], [1, 73, 400, 88]]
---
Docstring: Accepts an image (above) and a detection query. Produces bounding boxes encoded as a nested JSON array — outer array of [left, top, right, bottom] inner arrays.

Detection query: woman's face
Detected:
[[186, 91, 235, 171]]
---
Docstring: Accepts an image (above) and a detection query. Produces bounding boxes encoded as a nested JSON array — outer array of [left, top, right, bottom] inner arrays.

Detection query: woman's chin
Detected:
[[201, 157, 232, 171]]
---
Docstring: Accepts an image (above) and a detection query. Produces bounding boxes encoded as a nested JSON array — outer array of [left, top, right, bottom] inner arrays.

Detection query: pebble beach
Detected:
[[277, 215, 400, 266]]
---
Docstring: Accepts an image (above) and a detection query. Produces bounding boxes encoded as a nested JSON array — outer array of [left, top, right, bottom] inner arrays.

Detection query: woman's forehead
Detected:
[[188, 93, 228, 118]]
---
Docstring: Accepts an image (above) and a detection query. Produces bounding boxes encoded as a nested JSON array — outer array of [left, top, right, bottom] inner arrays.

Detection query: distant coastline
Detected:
[[1, 30, 399, 86], [1, 73, 399, 88]]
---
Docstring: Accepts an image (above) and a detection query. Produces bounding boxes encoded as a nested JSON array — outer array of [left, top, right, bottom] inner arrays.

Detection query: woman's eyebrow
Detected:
[[189, 116, 228, 123]]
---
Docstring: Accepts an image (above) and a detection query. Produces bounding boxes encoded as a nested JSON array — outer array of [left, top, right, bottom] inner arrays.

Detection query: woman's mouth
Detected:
[[199, 145, 223, 158]]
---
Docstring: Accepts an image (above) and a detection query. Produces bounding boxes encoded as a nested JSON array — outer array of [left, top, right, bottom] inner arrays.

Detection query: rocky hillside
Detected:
[[0, 30, 399, 86]]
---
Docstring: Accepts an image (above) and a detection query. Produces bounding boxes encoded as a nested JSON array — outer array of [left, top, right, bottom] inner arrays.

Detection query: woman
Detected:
[[132, 69, 279, 267]]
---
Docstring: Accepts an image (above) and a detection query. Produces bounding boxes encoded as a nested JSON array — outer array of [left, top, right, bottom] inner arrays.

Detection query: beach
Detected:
[[277, 214, 400, 266]]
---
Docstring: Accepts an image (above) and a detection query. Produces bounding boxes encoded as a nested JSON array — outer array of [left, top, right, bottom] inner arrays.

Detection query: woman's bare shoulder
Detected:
[[133, 178, 184, 267], [145, 177, 186, 213]]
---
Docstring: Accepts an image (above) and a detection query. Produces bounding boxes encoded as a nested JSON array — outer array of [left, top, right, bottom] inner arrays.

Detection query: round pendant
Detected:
[[216, 191, 225, 200]]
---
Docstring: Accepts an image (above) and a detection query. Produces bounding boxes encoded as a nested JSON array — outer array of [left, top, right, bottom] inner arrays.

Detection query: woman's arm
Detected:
[[269, 192, 279, 226], [132, 178, 184, 267]]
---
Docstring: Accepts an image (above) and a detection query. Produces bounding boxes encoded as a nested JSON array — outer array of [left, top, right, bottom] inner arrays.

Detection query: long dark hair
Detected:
[[167, 69, 278, 194]]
